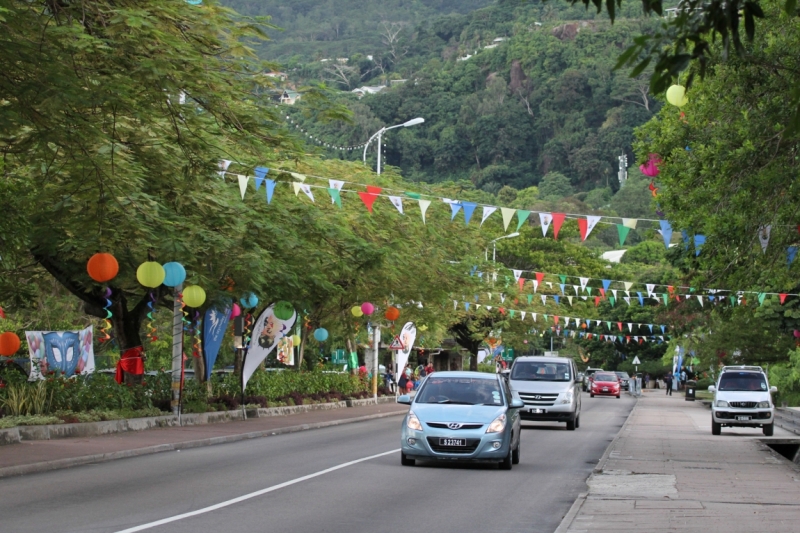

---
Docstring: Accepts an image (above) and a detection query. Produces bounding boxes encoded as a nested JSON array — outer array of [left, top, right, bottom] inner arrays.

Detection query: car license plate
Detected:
[[439, 438, 465, 447], [736, 415, 752, 421], [603, 388, 609, 392], [529, 408, 545, 414]]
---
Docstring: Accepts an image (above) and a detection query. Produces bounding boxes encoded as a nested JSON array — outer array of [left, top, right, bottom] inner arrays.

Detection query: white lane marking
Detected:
[[113, 448, 400, 533]]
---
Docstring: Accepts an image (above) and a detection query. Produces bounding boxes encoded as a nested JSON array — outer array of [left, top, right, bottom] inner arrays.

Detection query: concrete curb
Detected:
[[0, 410, 405, 479], [553, 396, 639, 533]]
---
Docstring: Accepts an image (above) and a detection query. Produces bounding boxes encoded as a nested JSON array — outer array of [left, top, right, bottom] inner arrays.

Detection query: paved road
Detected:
[[0, 395, 635, 533]]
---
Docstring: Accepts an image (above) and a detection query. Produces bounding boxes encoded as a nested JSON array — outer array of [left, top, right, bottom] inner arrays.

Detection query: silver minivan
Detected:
[[508, 356, 582, 430]]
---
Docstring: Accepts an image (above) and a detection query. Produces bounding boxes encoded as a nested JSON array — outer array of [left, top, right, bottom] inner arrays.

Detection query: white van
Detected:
[[709, 365, 777, 436], [508, 356, 582, 431]]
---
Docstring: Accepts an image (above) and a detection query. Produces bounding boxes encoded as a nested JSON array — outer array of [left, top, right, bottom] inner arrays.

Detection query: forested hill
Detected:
[[222, 0, 667, 205]]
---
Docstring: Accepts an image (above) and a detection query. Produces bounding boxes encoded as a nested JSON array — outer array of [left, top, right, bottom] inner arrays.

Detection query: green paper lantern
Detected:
[[273, 301, 294, 320], [183, 285, 206, 308], [136, 261, 165, 288]]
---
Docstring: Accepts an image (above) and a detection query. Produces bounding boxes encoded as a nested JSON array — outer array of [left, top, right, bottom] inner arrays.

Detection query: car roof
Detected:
[[429, 371, 498, 380], [513, 356, 572, 363]]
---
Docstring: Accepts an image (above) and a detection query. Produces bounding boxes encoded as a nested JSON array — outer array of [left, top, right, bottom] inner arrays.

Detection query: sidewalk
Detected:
[[0, 402, 408, 479], [557, 390, 800, 533]]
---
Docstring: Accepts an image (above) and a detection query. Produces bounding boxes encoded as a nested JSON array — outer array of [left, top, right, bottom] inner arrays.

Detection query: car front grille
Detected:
[[729, 402, 757, 408], [518, 392, 558, 406], [426, 422, 484, 430], [715, 411, 771, 420], [426, 437, 481, 454]]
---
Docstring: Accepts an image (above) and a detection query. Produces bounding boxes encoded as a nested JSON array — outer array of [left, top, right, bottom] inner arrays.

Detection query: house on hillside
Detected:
[[280, 90, 301, 105], [265, 71, 288, 82], [351, 86, 386, 98]]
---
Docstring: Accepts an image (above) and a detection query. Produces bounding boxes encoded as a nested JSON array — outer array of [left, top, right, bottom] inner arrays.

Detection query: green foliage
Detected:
[[538, 172, 575, 201], [213, 370, 368, 400], [620, 241, 666, 265]]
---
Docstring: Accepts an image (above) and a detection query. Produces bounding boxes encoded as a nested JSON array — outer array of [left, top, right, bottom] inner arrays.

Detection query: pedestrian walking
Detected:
[[385, 368, 395, 393], [398, 372, 409, 394], [665, 373, 673, 396], [425, 361, 434, 376], [644, 373, 650, 389]]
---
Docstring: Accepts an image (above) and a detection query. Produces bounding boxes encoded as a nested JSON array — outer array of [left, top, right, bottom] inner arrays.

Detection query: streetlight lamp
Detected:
[[485, 232, 520, 262], [363, 117, 425, 175]]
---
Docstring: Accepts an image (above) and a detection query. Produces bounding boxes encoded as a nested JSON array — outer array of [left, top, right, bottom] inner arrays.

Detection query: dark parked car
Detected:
[[614, 371, 631, 391]]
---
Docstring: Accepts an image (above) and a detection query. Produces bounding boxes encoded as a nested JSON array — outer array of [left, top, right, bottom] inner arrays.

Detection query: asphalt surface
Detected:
[[0, 395, 635, 533]]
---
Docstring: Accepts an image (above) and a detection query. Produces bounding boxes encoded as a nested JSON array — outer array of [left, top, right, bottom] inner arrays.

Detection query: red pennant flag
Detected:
[[780, 293, 788, 305], [594, 297, 601, 307], [554, 315, 560, 324], [676, 295, 681, 302], [599, 288, 606, 298], [358, 190, 380, 213], [577, 218, 587, 241], [587, 333, 592, 340], [667, 286, 674, 293], [617, 321, 623, 331], [742, 297, 747, 306], [518, 277, 525, 291], [366, 185, 382, 195], [625, 335, 631, 343], [535, 272, 544, 284], [499, 307, 506, 315], [552, 213, 566, 240], [638, 337, 644, 345], [0, 306, 5, 319]]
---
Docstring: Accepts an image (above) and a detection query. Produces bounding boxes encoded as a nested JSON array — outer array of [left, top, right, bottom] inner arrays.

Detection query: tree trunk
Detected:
[[108, 289, 149, 385], [298, 326, 308, 370], [470, 352, 478, 371]]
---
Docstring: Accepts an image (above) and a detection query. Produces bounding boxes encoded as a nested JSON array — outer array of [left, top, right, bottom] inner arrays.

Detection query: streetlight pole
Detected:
[[486, 232, 520, 263], [363, 117, 425, 174]]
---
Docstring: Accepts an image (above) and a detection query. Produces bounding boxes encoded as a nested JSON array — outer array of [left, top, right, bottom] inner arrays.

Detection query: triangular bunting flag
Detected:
[[298, 184, 314, 202], [624, 296, 631, 306], [481, 206, 497, 226], [449, 202, 462, 221], [539, 212, 553, 237], [516, 210, 531, 231], [694, 235, 706, 256], [290, 172, 306, 182], [292, 181, 302, 196], [218, 159, 232, 172], [327, 188, 342, 207], [659, 220, 673, 248], [758, 225, 771, 253], [388, 196, 403, 214], [567, 295, 574, 305], [541, 295, 547, 305], [758, 293, 766, 306], [579, 216, 602, 241], [617, 224, 631, 246], [518, 277, 525, 291], [602, 279, 611, 292], [622, 218, 637, 229], [579, 277, 589, 291], [623, 282, 633, 291], [501, 208, 516, 231], [328, 179, 344, 191], [646, 283, 655, 295], [780, 293, 788, 305], [697, 295, 704, 307], [418, 199, 431, 224], [512, 269, 523, 281], [265, 179, 276, 204], [237, 174, 248, 199], [254, 166, 269, 190], [552, 213, 566, 240], [535, 272, 545, 284], [405, 192, 421, 200]]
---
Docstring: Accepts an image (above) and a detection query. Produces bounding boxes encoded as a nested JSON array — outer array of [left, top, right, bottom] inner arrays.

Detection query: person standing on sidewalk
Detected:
[[644, 373, 650, 389], [665, 372, 674, 396]]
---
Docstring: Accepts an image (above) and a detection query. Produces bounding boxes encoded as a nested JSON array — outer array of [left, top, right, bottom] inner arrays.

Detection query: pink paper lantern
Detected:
[[794, 329, 800, 338], [361, 302, 374, 315], [639, 153, 661, 178], [230, 303, 242, 319]]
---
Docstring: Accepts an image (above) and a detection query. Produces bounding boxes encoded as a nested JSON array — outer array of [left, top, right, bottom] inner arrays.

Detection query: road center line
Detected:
[[112, 448, 401, 533]]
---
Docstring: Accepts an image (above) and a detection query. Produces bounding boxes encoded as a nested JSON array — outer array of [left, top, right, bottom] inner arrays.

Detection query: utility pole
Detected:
[[170, 284, 183, 418], [618, 153, 628, 188]]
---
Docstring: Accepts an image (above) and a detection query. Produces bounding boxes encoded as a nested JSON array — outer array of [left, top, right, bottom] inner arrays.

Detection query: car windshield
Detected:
[[511, 362, 571, 382], [417, 377, 503, 405], [615, 372, 630, 379], [718, 372, 768, 392], [594, 373, 618, 382]]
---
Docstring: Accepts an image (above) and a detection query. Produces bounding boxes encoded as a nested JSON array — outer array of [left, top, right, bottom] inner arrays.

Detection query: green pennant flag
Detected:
[[559, 275, 567, 284], [327, 188, 342, 208], [527, 294, 533, 304], [516, 210, 531, 231], [605, 321, 611, 330], [404, 192, 421, 200], [509, 309, 516, 318], [609, 296, 616, 307], [617, 224, 631, 246], [586, 287, 592, 296], [662, 293, 668, 305], [689, 287, 696, 292], [617, 336, 623, 343], [730, 296, 736, 306], [758, 293, 766, 305]]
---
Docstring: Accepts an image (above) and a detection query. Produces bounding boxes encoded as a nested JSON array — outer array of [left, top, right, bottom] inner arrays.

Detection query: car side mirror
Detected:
[[510, 398, 524, 409], [397, 395, 412, 405], [708, 385, 716, 393], [770, 386, 778, 393]]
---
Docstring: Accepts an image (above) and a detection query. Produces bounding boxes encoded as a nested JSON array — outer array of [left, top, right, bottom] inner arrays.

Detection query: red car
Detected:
[[590, 372, 621, 398]]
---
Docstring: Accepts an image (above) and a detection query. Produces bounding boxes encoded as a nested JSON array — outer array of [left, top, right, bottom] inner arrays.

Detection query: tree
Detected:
[[538, 172, 574, 200]]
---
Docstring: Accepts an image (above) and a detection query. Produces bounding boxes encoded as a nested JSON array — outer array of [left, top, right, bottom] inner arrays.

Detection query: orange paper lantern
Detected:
[[384, 306, 400, 321], [87, 253, 119, 283], [0, 332, 21, 356]]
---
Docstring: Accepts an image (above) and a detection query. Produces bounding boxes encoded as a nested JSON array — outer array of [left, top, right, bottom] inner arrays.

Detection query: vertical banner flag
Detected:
[[27, 326, 95, 379], [202, 304, 232, 381], [395, 322, 417, 386], [539, 212, 553, 237], [481, 206, 497, 226], [242, 303, 297, 391]]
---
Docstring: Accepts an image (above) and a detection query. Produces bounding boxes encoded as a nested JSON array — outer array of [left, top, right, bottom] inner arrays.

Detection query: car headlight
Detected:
[[716, 400, 729, 407], [560, 389, 574, 404], [757, 401, 770, 408], [486, 413, 507, 434], [406, 412, 423, 431]]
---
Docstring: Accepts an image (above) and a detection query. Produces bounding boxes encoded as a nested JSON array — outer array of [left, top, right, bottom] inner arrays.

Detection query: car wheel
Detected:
[[711, 419, 721, 435], [575, 415, 580, 428], [763, 423, 774, 436], [616, 394, 620, 398], [499, 448, 513, 470], [566, 418, 576, 431], [590, 393, 594, 398], [512, 441, 520, 465], [401, 453, 415, 466]]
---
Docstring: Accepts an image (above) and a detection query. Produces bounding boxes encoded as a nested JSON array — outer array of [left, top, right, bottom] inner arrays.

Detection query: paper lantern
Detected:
[[136, 261, 165, 288], [291, 334, 301, 345], [385, 306, 400, 321], [162, 262, 186, 288], [273, 301, 294, 320], [0, 332, 21, 356], [313, 328, 328, 342], [351, 306, 363, 318], [240, 293, 259, 309], [666, 85, 688, 107], [361, 302, 374, 315], [87, 253, 119, 283], [183, 285, 206, 308], [230, 303, 242, 319]]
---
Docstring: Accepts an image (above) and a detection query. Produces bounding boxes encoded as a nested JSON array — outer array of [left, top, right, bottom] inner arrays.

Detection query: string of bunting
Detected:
[[278, 107, 370, 152]]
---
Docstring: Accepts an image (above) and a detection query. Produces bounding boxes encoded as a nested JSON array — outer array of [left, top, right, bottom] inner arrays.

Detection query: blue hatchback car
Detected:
[[398, 371, 524, 469]]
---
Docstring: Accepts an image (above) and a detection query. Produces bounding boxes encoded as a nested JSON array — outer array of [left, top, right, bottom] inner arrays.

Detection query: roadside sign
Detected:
[[331, 349, 346, 364], [632, 356, 641, 365], [389, 335, 405, 350]]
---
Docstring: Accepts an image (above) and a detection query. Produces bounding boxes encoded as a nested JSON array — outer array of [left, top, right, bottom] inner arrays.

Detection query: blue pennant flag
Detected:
[[470, 266, 478, 276], [637, 292, 644, 306], [265, 179, 276, 204], [462, 201, 477, 225], [559, 284, 565, 295], [450, 202, 462, 221], [659, 220, 673, 249], [554, 295, 560, 305], [789, 246, 798, 266], [464, 302, 470, 311], [602, 279, 611, 291], [660, 325, 666, 334], [254, 166, 269, 191], [694, 235, 706, 256], [648, 324, 653, 333]]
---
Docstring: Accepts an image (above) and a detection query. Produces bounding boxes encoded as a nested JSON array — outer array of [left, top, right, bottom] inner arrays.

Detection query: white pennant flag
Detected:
[[758, 225, 771, 253], [625, 291, 630, 297], [532, 280, 539, 292], [573, 285, 579, 296], [500, 294, 506, 303], [611, 289, 618, 298], [646, 283, 656, 296], [292, 182, 302, 196], [501, 208, 516, 231], [622, 218, 637, 229], [388, 196, 404, 214], [299, 184, 314, 202], [486, 306, 492, 311], [580, 296, 587, 301], [454, 300, 458, 310], [539, 212, 553, 237], [624, 297, 631, 306], [697, 295, 704, 307], [493, 272, 498, 282], [628, 323, 634, 332], [237, 174, 248, 199], [624, 282, 633, 291], [541, 295, 547, 305], [532, 313, 538, 322], [546, 282, 552, 288], [290, 172, 306, 182], [481, 206, 497, 226], [567, 296, 574, 305], [328, 179, 344, 191], [419, 199, 431, 224], [218, 159, 232, 172], [512, 270, 523, 281], [521, 311, 527, 320], [634, 336, 639, 342], [579, 277, 589, 291], [585, 216, 602, 239], [596, 320, 601, 327], [564, 317, 571, 327], [487, 292, 493, 300]]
